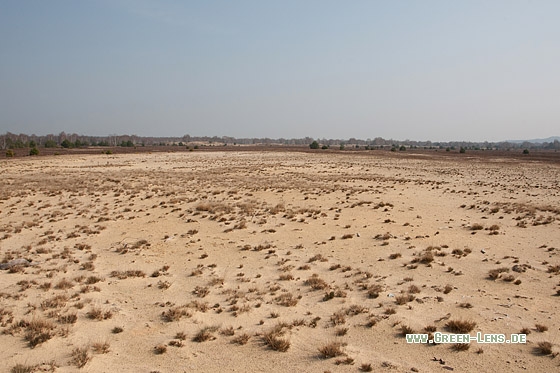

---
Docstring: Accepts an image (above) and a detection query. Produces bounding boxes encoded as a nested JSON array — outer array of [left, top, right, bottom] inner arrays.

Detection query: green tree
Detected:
[[309, 141, 319, 149], [29, 147, 39, 156], [61, 139, 72, 148], [523, 149, 529, 154]]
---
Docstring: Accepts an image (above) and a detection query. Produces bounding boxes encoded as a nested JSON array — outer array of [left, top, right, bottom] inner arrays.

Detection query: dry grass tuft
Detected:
[[193, 326, 219, 342], [534, 341, 553, 355], [262, 324, 291, 352], [318, 341, 345, 358], [71, 346, 91, 368], [92, 341, 110, 354], [232, 333, 251, 345], [451, 343, 470, 351], [535, 324, 548, 332], [445, 319, 476, 333]]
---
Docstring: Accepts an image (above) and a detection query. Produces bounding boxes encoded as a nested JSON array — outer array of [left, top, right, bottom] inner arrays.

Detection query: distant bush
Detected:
[[29, 147, 39, 156], [399, 145, 406, 151], [459, 147, 466, 153], [321, 145, 328, 149], [523, 149, 529, 155], [309, 141, 319, 149], [6, 149, 14, 157]]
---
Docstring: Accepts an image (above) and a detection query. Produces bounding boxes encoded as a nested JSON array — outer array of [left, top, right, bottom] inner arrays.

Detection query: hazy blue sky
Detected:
[[1, 1, 559, 141]]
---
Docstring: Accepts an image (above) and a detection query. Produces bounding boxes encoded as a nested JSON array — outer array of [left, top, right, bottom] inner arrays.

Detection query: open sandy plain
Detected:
[[1, 149, 559, 372]]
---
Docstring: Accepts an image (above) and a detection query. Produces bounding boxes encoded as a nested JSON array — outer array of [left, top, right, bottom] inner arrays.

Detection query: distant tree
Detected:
[[74, 139, 82, 147], [6, 149, 14, 157], [61, 139, 72, 148], [459, 147, 466, 153], [29, 147, 39, 156], [339, 144, 345, 150], [309, 141, 319, 149], [44, 140, 57, 148], [29, 140, 36, 148], [399, 145, 406, 151], [523, 149, 529, 155], [321, 145, 328, 149]]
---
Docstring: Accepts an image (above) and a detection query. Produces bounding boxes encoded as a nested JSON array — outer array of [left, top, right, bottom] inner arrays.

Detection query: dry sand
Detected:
[[1, 150, 559, 372]]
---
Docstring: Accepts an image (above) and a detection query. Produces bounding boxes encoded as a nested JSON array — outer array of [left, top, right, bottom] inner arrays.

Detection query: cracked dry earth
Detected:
[[1, 150, 559, 372]]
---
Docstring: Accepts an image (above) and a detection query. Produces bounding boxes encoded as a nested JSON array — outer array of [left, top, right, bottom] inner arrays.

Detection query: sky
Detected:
[[1, 0, 559, 142]]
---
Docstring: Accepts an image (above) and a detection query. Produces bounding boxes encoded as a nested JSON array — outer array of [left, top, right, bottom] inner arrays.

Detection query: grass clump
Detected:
[[70, 346, 91, 368], [318, 341, 345, 358], [445, 319, 476, 333], [262, 324, 291, 352], [193, 325, 219, 342], [535, 341, 553, 355]]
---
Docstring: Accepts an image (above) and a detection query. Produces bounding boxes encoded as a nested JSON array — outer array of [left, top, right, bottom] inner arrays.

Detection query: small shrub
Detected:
[[335, 327, 348, 336], [451, 343, 470, 351], [92, 341, 110, 354], [231, 333, 251, 345], [535, 324, 548, 332], [318, 341, 344, 358], [359, 363, 373, 372], [193, 326, 218, 342], [400, 324, 415, 336], [367, 284, 383, 299], [470, 223, 484, 231], [262, 324, 290, 352], [535, 341, 552, 355], [304, 274, 328, 290], [445, 319, 476, 333], [71, 346, 91, 368]]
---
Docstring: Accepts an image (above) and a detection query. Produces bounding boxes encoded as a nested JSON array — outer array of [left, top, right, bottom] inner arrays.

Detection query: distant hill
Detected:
[[506, 136, 560, 144]]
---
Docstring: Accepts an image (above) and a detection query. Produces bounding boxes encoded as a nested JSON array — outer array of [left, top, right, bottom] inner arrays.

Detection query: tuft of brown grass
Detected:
[[535, 324, 548, 332], [161, 306, 191, 322], [86, 307, 113, 321], [318, 341, 345, 358], [109, 270, 146, 279], [451, 343, 470, 351], [395, 294, 415, 305], [232, 333, 251, 345], [359, 363, 373, 372], [54, 278, 74, 290], [92, 341, 110, 354], [400, 324, 415, 336], [193, 326, 219, 342], [330, 311, 346, 326], [445, 319, 476, 333], [304, 274, 329, 290], [71, 346, 91, 368], [535, 341, 553, 355], [274, 293, 298, 307], [367, 284, 383, 299], [262, 324, 290, 352], [23, 318, 55, 348]]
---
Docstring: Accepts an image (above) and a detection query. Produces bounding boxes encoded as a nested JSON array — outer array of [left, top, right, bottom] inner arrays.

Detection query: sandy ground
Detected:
[[1, 150, 559, 372]]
